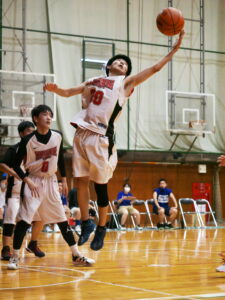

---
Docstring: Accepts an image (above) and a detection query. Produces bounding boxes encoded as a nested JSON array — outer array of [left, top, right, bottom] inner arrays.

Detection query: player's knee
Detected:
[[94, 183, 109, 207], [3, 223, 15, 237]]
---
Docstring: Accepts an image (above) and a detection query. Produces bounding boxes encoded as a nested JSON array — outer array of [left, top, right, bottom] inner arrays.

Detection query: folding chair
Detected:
[[179, 198, 204, 228], [132, 200, 149, 228], [144, 199, 155, 228], [107, 200, 120, 229], [196, 199, 218, 227]]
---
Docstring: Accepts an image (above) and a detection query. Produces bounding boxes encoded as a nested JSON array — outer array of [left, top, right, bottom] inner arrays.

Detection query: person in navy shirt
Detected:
[[153, 178, 178, 229], [116, 183, 142, 230]]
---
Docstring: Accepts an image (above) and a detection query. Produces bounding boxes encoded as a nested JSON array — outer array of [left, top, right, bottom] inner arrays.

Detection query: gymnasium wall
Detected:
[[2, 0, 225, 152], [63, 158, 225, 219]]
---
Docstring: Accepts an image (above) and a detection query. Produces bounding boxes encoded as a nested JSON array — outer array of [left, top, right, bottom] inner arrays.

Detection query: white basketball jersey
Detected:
[[25, 131, 62, 177], [70, 75, 128, 136]]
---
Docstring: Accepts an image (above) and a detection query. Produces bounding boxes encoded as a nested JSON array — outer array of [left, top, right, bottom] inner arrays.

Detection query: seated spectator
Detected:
[[116, 183, 143, 230], [153, 178, 178, 230]]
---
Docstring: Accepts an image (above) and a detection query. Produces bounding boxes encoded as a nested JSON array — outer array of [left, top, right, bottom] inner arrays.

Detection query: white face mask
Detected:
[[0, 183, 6, 189], [124, 187, 130, 193]]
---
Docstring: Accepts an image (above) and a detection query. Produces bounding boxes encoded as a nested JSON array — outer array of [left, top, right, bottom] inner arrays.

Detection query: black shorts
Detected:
[[153, 204, 171, 216]]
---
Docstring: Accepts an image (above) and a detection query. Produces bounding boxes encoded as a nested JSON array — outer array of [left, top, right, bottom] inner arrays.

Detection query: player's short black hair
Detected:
[[159, 178, 167, 184], [17, 121, 35, 134], [106, 54, 132, 76], [31, 104, 53, 125]]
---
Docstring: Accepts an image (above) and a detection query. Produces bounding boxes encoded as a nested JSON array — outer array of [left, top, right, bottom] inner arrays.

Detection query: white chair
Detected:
[[196, 199, 218, 227], [131, 200, 150, 228], [145, 199, 157, 228], [179, 198, 204, 228]]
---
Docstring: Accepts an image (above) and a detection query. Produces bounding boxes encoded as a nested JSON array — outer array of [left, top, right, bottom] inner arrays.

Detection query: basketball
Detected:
[[156, 7, 184, 36]]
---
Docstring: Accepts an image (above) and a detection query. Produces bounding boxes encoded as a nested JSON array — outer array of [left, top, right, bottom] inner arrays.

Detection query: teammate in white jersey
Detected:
[[44, 30, 185, 251], [0, 121, 45, 260], [7, 105, 94, 270]]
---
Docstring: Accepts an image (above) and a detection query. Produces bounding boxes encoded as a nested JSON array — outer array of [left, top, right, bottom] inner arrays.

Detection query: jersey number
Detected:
[[41, 161, 49, 173], [90, 90, 104, 105]]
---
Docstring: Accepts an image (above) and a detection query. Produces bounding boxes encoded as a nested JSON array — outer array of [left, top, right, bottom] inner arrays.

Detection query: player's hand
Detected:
[[44, 83, 58, 93], [61, 177, 68, 196], [24, 177, 39, 198], [217, 155, 225, 166], [172, 29, 185, 51]]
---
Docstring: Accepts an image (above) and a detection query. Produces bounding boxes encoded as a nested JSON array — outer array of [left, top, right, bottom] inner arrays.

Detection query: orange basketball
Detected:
[[156, 7, 184, 36]]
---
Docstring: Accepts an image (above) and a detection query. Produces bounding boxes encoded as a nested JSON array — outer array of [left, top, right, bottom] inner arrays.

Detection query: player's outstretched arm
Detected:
[[44, 83, 85, 98], [123, 30, 185, 97]]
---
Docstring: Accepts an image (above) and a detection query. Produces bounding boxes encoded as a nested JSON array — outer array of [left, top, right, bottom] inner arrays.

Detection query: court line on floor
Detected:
[[1, 264, 195, 299], [85, 278, 197, 299], [0, 265, 93, 291]]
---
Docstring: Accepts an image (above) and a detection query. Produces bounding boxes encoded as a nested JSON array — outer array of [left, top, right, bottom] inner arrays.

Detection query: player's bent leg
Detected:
[[26, 221, 45, 258], [57, 221, 95, 266], [77, 176, 90, 221], [7, 220, 31, 270], [90, 183, 109, 251], [77, 177, 95, 246]]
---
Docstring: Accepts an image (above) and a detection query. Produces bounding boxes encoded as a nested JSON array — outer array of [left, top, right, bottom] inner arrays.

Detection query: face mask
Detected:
[[1, 183, 6, 189], [124, 187, 130, 193]]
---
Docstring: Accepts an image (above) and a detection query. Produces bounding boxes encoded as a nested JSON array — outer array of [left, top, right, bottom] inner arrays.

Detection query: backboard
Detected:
[[165, 90, 215, 136]]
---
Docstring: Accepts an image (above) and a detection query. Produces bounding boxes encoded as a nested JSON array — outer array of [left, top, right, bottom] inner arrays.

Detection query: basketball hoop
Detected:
[[19, 104, 33, 118], [189, 120, 206, 131]]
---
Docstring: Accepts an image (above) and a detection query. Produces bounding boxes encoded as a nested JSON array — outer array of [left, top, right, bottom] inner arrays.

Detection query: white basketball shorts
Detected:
[[17, 174, 67, 225], [72, 128, 118, 184], [4, 196, 20, 224]]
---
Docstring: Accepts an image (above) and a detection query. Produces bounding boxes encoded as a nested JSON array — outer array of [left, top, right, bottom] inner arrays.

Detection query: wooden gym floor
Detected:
[[1, 228, 225, 300]]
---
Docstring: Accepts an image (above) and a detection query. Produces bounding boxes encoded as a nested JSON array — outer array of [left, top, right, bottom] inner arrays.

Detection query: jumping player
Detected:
[[7, 105, 94, 270], [1, 121, 45, 260], [44, 30, 185, 251]]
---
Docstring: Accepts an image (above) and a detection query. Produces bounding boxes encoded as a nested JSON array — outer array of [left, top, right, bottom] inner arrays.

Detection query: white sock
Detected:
[[13, 249, 20, 258], [70, 244, 81, 257]]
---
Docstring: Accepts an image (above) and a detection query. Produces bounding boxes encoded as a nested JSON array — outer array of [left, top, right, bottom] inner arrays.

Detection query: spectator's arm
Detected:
[[170, 193, 178, 208], [117, 196, 125, 204], [153, 191, 161, 208]]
